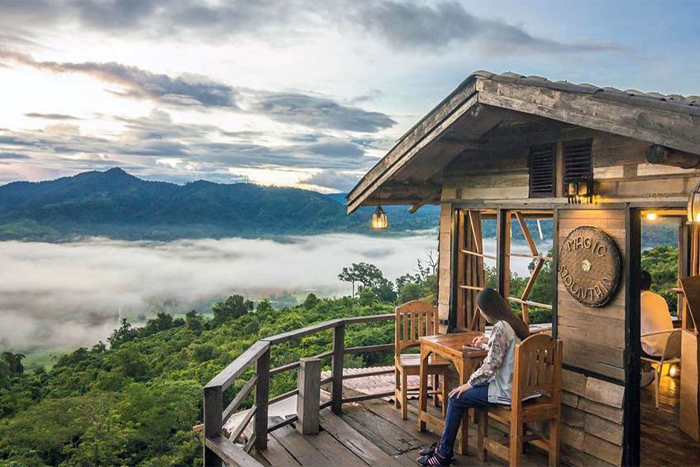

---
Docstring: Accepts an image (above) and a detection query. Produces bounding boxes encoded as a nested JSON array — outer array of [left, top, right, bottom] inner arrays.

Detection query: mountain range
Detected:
[[0, 168, 440, 241]]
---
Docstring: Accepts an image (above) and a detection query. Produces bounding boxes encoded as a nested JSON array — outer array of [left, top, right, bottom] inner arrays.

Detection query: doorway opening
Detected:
[[638, 208, 700, 466]]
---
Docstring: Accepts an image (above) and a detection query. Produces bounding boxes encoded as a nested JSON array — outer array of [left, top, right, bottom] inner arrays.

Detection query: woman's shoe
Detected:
[[416, 452, 453, 466], [419, 443, 438, 456]]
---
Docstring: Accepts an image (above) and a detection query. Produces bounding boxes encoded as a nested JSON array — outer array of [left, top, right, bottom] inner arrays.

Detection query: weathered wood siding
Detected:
[[561, 369, 625, 467], [557, 208, 626, 382], [437, 203, 452, 334], [442, 132, 700, 204]]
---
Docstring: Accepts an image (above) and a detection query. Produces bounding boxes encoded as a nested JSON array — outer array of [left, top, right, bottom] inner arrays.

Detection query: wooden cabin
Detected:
[[202, 71, 700, 467], [346, 71, 700, 466]]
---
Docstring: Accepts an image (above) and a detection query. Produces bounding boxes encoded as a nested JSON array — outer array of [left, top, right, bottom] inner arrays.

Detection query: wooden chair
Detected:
[[476, 333, 563, 467], [641, 328, 681, 408], [394, 301, 449, 420]]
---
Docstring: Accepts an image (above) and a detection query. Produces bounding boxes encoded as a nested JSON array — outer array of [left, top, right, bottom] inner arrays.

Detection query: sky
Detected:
[[1, 0, 699, 193]]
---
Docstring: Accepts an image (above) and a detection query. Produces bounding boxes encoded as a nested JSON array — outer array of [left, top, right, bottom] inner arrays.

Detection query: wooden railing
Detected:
[[203, 313, 395, 467]]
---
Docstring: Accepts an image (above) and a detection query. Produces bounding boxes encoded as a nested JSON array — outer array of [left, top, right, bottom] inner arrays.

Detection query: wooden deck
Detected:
[[641, 372, 700, 467], [253, 392, 549, 467]]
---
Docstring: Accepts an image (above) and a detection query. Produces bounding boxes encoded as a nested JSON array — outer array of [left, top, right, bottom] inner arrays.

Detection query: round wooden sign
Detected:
[[559, 226, 622, 307]]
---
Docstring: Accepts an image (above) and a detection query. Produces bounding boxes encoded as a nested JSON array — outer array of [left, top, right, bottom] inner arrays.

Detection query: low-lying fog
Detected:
[[0, 234, 546, 354]]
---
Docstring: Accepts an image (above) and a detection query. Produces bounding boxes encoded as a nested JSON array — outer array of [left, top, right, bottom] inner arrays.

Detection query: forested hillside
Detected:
[[0, 295, 396, 466], [0, 169, 439, 241]]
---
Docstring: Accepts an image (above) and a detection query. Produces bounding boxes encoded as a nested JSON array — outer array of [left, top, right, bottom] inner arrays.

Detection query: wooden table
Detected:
[[418, 332, 487, 455]]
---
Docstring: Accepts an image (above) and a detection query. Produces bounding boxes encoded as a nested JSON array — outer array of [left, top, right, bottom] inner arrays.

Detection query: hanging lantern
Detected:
[[567, 179, 593, 204], [371, 205, 388, 230], [688, 180, 700, 223]]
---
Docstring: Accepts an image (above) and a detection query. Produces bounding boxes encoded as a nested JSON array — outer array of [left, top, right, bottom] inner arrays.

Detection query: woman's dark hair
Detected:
[[476, 287, 529, 341], [641, 271, 652, 291]]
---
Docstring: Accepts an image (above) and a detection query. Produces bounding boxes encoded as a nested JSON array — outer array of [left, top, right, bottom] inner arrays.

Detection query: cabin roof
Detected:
[[346, 70, 700, 213]]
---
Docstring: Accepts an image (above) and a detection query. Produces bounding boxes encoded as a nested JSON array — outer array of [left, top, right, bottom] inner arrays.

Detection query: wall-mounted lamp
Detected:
[[566, 179, 593, 204], [669, 363, 680, 379], [688, 180, 700, 223], [645, 212, 658, 221]]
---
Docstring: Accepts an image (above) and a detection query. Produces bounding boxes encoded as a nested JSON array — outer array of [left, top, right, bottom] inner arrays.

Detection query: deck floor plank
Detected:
[[319, 408, 405, 467], [260, 431, 300, 467], [271, 425, 333, 467], [306, 430, 370, 467], [640, 374, 700, 467], [342, 403, 425, 455]]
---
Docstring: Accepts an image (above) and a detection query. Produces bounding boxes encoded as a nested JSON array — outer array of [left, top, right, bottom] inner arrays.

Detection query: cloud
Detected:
[[250, 92, 396, 132], [1, 50, 395, 132], [0, 234, 438, 350], [350, 1, 618, 53], [0, 152, 30, 160], [25, 112, 81, 120], [0, 110, 378, 177], [0, 0, 620, 55], [3, 50, 238, 107], [303, 170, 361, 192]]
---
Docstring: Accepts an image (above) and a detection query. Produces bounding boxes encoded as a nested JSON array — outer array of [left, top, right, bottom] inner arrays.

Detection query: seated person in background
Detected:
[[416, 288, 529, 467], [640, 270, 673, 386]]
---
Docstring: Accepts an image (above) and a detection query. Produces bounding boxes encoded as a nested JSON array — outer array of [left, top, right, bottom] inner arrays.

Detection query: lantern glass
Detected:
[[669, 364, 680, 378], [371, 205, 388, 230], [567, 181, 577, 196], [689, 187, 700, 223], [577, 182, 588, 196]]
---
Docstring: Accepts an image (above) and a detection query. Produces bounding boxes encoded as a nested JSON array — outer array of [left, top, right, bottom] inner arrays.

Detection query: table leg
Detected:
[[456, 359, 470, 455], [418, 345, 429, 432]]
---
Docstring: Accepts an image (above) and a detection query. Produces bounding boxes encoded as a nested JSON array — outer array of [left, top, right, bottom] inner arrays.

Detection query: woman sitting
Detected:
[[417, 287, 529, 466]]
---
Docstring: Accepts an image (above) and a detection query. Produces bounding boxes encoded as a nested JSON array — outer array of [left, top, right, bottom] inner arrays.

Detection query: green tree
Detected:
[[303, 293, 319, 309], [256, 299, 273, 313], [108, 319, 138, 349], [185, 310, 204, 334], [212, 295, 252, 326], [339, 262, 396, 302], [1, 352, 25, 376]]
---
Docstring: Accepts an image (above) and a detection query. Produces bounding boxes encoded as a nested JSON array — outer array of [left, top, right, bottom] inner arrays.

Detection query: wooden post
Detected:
[[297, 358, 321, 435], [552, 208, 559, 340], [331, 323, 345, 415], [203, 385, 223, 467], [254, 347, 270, 451], [623, 206, 641, 467], [496, 209, 511, 299]]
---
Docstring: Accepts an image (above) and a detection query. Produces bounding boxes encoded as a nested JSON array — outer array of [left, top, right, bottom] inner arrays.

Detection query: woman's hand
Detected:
[[448, 382, 471, 399], [472, 335, 488, 347]]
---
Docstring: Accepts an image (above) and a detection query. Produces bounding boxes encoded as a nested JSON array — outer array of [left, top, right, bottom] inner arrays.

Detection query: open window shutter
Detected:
[[563, 139, 593, 191], [528, 144, 556, 198]]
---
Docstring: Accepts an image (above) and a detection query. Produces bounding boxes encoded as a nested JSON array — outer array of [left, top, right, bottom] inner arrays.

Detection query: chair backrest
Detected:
[[664, 329, 681, 359], [395, 301, 439, 357], [512, 333, 563, 407]]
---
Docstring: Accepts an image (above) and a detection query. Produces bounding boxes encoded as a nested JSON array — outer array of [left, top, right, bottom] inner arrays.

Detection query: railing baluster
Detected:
[[203, 385, 223, 467], [203, 313, 395, 466], [254, 346, 270, 450], [332, 323, 345, 415]]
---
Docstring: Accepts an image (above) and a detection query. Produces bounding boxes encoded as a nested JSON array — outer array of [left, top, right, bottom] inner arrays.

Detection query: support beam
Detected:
[[646, 144, 700, 169], [623, 207, 641, 466], [296, 358, 321, 435], [409, 201, 428, 214], [496, 209, 511, 299]]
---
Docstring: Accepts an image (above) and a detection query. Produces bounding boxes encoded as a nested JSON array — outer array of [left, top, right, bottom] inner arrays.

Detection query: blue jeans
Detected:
[[437, 384, 490, 458]]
